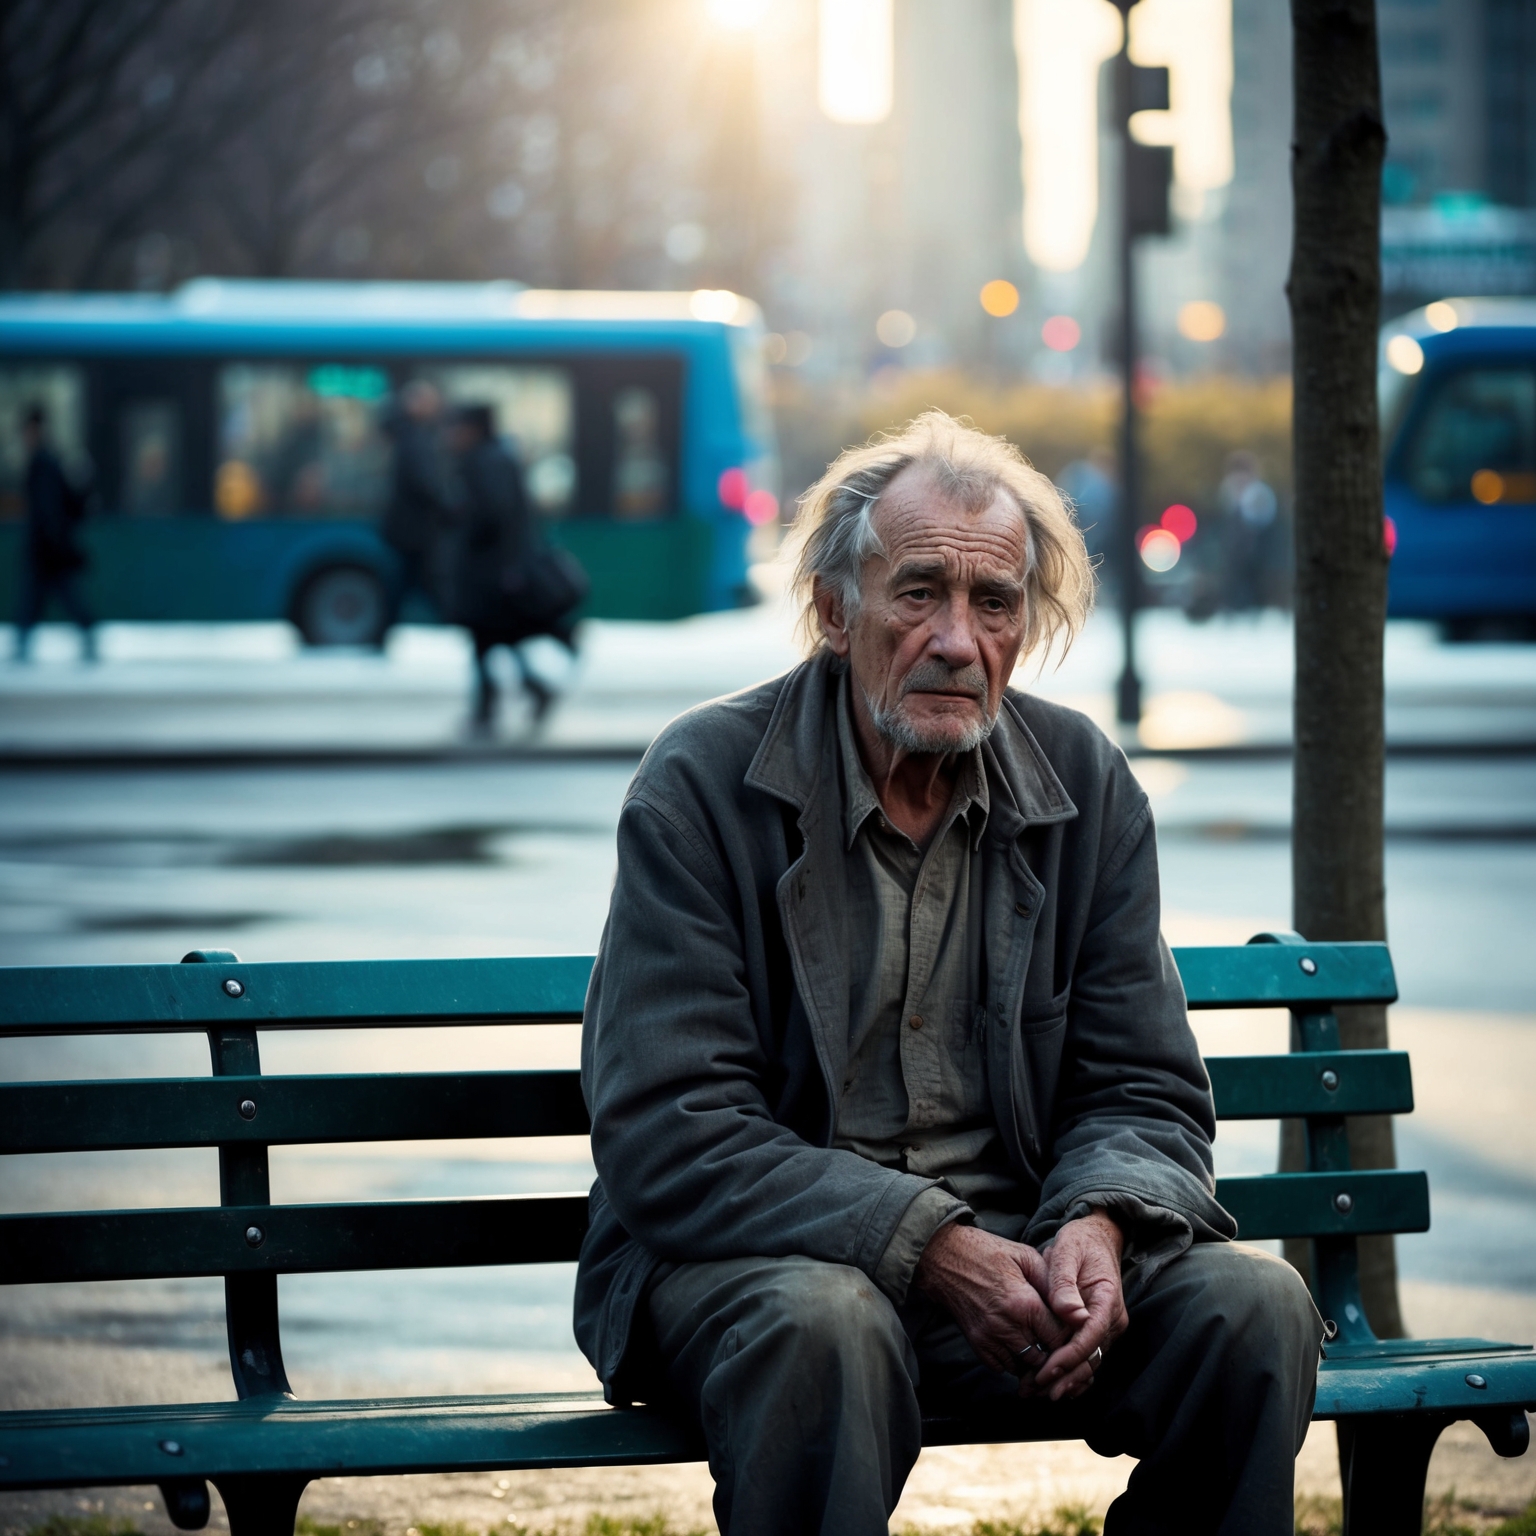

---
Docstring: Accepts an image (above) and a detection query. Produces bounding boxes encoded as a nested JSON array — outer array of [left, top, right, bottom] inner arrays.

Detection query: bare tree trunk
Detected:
[[1285, 0, 1402, 1338]]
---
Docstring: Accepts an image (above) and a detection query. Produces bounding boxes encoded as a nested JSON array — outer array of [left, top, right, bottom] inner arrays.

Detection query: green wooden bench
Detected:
[[2, 936, 1533, 1536]]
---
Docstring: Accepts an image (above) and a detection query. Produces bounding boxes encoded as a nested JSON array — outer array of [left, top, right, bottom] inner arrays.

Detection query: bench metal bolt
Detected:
[[159, 1440, 183, 1456], [1466, 1373, 1488, 1389], [223, 978, 244, 997], [1320, 1069, 1339, 1091], [245, 1225, 265, 1247], [238, 1099, 257, 1120], [1334, 1192, 1354, 1213], [1299, 957, 1318, 975]]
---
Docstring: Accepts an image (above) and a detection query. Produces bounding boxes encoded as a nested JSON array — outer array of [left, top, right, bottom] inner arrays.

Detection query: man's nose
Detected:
[[928, 590, 981, 664]]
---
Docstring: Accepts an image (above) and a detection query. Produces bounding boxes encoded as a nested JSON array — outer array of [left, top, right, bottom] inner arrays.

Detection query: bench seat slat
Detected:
[[1174, 943, 1396, 1009], [1215, 1170, 1430, 1239], [0, 1393, 701, 1487], [0, 955, 591, 1037], [0, 1195, 589, 1285], [0, 1072, 590, 1153], [1208, 1051, 1414, 1120], [5, 1344, 1535, 1491]]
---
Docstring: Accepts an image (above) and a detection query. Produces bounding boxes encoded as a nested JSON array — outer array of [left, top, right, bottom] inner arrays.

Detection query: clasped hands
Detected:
[[912, 1211, 1130, 1401]]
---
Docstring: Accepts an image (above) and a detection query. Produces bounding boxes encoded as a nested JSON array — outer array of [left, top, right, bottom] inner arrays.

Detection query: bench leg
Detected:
[[1338, 1415, 1449, 1536], [158, 1478, 211, 1530], [1473, 1408, 1530, 1458], [212, 1474, 309, 1536]]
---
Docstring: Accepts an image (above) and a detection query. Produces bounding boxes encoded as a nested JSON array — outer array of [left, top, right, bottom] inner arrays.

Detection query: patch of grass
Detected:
[[25, 1520, 144, 1536], [581, 1519, 708, 1536], [1296, 1492, 1535, 1536], [896, 1509, 1101, 1536], [1294, 1495, 1342, 1536], [296, 1520, 386, 1536], [1423, 1494, 1481, 1536], [1491, 1501, 1536, 1536]]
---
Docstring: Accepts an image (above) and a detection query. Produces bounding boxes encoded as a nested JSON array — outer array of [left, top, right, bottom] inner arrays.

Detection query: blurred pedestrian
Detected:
[[381, 379, 450, 630], [447, 404, 585, 731], [15, 403, 95, 661], [1056, 446, 1116, 568], [1217, 451, 1282, 612]]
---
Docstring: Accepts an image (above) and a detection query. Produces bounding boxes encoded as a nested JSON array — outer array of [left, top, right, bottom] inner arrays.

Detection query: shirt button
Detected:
[[1015, 901, 1031, 917], [909, 1015, 924, 1030]]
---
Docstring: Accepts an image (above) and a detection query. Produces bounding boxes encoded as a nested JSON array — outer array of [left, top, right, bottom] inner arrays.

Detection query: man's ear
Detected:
[[813, 581, 852, 658]]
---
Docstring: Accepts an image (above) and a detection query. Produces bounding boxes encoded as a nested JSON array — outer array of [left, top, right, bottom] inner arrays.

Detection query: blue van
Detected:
[[1381, 298, 1536, 635], [0, 281, 779, 640]]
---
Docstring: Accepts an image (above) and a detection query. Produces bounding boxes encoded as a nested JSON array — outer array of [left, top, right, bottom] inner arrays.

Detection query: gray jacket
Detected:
[[575, 651, 1235, 1403]]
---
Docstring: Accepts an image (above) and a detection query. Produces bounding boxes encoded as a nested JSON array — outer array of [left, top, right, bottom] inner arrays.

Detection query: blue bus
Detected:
[[1381, 298, 1536, 635], [0, 281, 778, 641]]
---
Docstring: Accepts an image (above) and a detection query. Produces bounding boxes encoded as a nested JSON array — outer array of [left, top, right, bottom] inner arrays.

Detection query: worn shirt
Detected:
[[832, 678, 1034, 1298]]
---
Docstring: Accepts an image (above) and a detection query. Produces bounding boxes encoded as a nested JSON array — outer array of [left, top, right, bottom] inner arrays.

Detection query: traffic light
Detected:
[[1127, 141, 1173, 238], [1128, 62, 1169, 115], [1116, 60, 1172, 238]]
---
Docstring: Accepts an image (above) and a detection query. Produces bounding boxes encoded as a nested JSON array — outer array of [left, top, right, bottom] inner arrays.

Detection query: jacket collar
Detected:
[[746, 649, 1079, 834]]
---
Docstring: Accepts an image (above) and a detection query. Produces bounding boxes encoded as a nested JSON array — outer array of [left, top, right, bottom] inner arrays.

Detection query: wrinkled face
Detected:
[[823, 465, 1030, 755]]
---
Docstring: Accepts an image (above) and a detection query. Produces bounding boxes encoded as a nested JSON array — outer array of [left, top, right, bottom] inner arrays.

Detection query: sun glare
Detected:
[[1015, 0, 1233, 273], [819, 0, 893, 123], [1015, 0, 1122, 273], [707, 0, 769, 30]]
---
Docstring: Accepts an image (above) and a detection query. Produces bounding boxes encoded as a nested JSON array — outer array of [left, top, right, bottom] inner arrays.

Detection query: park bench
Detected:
[[2, 936, 1534, 1536]]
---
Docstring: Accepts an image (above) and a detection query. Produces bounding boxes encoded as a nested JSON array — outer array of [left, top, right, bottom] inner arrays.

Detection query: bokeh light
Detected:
[[1138, 526, 1182, 572], [1424, 301, 1459, 333], [1386, 334, 1424, 375], [744, 488, 779, 525], [1177, 300, 1225, 342], [1041, 314, 1081, 352], [717, 467, 748, 509], [875, 309, 916, 347], [1384, 516, 1398, 557], [1160, 503, 1197, 542], [979, 279, 1020, 318], [1472, 470, 1504, 505]]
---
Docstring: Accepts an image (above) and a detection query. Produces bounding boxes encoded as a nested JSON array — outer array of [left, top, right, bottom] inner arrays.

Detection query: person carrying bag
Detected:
[[445, 404, 587, 729]]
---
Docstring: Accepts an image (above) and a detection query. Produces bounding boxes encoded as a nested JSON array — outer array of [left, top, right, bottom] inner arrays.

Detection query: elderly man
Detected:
[[576, 412, 1321, 1535]]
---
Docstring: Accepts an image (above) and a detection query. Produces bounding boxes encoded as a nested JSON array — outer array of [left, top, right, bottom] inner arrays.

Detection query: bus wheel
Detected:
[[294, 566, 387, 647]]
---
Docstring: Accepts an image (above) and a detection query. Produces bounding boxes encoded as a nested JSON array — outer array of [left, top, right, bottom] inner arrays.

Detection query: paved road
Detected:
[[2, 743, 1533, 1411], [5, 602, 1536, 758]]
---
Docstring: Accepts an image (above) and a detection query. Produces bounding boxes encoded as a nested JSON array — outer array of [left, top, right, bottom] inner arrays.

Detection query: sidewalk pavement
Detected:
[[3, 597, 1536, 762]]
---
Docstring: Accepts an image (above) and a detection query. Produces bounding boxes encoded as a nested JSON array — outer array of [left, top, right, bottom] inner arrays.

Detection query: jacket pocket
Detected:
[[1017, 984, 1070, 1036]]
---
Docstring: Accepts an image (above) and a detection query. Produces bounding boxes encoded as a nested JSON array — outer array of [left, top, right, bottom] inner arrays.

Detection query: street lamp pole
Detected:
[[1112, 0, 1144, 728]]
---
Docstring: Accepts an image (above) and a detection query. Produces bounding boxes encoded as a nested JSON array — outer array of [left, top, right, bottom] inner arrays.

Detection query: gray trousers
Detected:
[[647, 1241, 1322, 1536]]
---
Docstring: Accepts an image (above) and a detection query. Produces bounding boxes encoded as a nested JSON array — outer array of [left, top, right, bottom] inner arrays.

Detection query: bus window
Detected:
[[121, 399, 183, 517], [0, 365, 87, 520], [612, 385, 669, 520], [427, 365, 575, 516], [216, 363, 391, 519], [1405, 367, 1536, 505]]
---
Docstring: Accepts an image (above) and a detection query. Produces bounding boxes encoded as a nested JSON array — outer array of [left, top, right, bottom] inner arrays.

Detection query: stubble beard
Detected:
[[863, 659, 996, 756]]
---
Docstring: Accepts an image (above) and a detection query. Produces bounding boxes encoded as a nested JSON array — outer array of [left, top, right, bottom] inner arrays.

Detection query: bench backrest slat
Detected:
[[0, 1072, 591, 1154], [0, 955, 591, 1036], [0, 944, 1397, 1037], [1215, 1169, 1430, 1240], [0, 1194, 590, 1286], [1207, 1051, 1414, 1120], [1174, 942, 1397, 1009]]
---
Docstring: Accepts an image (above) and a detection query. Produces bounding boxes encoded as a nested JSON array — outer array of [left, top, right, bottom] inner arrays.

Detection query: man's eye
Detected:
[[902, 587, 935, 602]]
